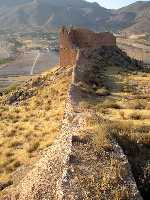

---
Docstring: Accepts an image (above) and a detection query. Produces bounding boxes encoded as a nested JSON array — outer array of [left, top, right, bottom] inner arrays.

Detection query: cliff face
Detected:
[[1, 28, 143, 200]]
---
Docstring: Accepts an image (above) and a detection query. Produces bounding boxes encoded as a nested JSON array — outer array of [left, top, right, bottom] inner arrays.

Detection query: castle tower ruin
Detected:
[[59, 26, 116, 67]]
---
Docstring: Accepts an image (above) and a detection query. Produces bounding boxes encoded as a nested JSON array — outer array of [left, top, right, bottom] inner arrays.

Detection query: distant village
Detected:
[[0, 31, 59, 61]]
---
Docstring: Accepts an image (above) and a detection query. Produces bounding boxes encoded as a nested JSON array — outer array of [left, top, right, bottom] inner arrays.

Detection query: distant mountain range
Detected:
[[0, 0, 150, 33], [110, 1, 150, 33]]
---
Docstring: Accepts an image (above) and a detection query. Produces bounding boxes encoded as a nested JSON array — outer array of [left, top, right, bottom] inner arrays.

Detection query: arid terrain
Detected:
[[0, 0, 150, 33], [117, 37, 150, 64], [0, 27, 149, 200], [0, 66, 71, 195], [0, 0, 150, 199]]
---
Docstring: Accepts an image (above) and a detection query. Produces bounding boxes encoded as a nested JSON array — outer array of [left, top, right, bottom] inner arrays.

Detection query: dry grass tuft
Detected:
[[85, 116, 112, 151]]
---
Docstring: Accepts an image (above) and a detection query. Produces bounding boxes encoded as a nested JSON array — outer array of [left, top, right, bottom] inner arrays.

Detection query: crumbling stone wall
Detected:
[[60, 26, 116, 67]]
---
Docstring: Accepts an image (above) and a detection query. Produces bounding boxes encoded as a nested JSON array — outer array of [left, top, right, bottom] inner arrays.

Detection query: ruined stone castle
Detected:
[[60, 26, 116, 67]]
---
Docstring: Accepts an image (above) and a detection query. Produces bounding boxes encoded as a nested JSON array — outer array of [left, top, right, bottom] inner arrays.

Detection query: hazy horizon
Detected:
[[87, 0, 149, 9]]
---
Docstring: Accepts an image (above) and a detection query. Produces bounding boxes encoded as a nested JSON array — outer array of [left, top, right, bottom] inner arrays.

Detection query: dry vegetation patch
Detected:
[[78, 59, 150, 199], [91, 64, 150, 199], [0, 66, 71, 192]]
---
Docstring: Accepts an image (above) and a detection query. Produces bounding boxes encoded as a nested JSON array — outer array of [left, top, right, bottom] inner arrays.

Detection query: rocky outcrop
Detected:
[[1, 28, 143, 200]]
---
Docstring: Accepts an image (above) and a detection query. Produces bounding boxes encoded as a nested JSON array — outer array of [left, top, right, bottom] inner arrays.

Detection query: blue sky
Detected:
[[87, 0, 148, 9]]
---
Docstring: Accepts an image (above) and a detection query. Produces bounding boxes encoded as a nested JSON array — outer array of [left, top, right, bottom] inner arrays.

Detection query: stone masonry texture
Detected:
[[59, 26, 116, 67]]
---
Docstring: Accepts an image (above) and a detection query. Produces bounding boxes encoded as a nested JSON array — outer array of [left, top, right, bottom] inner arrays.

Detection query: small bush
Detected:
[[101, 99, 121, 109], [129, 112, 142, 120], [5, 129, 16, 137], [128, 100, 145, 109], [93, 124, 112, 150], [13, 161, 21, 168], [5, 151, 14, 158], [26, 141, 39, 153], [120, 111, 126, 120], [8, 140, 23, 148], [4, 83, 19, 95]]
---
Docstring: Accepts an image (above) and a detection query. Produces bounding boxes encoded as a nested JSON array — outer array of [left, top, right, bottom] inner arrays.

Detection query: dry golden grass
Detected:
[[78, 61, 150, 198], [85, 115, 112, 150], [0, 66, 72, 187], [90, 64, 150, 198], [77, 111, 135, 199]]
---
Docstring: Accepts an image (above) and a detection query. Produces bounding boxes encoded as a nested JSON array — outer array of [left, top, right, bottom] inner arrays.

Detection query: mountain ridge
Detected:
[[0, 1, 150, 34]]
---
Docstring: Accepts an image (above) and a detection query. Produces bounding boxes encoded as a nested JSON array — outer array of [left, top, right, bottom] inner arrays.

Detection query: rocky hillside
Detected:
[[0, 66, 72, 196], [0, 0, 110, 32], [0, 0, 150, 33], [1, 27, 150, 199], [111, 1, 150, 33]]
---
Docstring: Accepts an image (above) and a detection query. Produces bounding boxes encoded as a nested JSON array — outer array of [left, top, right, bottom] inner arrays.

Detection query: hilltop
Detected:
[[0, 0, 110, 32], [0, 0, 150, 33], [111, 1, 150, 33], [0, 27, 150, 199]]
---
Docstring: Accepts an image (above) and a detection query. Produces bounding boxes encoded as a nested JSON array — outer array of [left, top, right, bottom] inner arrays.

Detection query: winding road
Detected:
[[30, 51, 41, 75]]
